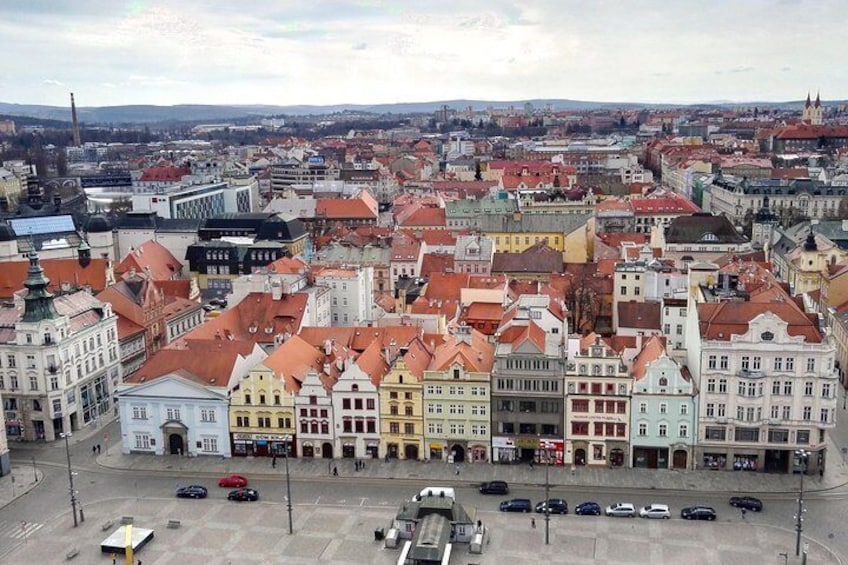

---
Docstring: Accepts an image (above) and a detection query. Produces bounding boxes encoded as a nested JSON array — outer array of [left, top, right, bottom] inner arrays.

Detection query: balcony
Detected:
[[737, 369, 765, 379]]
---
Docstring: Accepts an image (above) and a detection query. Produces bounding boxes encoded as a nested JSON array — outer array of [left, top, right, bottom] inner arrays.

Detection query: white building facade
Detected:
[[116, 374, 231, 457]]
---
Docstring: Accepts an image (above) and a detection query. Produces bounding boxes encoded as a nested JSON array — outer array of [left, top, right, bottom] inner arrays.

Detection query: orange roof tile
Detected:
[[0, 258, 109, 299], [497, 321, 546, 352], [632, 335, 667, 381], [429, 328, 494, 373], [181, 292, 307, 344], [262, 334, 326, 392], [116, 240, 183, 281], [126, 339, 260, 386], [398, 207, 446, 228]]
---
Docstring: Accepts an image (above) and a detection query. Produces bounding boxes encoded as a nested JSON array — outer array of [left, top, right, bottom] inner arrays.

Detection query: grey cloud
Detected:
[[352, 43, 368, 50]]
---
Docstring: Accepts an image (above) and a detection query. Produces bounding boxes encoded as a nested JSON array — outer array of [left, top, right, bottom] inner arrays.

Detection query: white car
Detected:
[[639, 504, 671, 519], [605, 502, 636, 517]]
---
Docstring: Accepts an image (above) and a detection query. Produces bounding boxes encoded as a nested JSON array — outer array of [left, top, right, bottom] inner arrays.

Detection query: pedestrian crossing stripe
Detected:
[[0, 521, 44, 539]]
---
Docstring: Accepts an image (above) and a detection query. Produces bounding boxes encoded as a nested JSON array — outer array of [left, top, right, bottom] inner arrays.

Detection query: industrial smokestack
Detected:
[[70, 92, 81, 147]]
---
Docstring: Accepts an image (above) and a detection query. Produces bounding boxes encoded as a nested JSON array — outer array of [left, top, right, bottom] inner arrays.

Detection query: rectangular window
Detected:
[[132, 406, 147, 420], [638, 423, 647, 436], [719, 356, 728, 370], [783, 381, 793, 395], [343, 398, 351, 410], [134, 433, 151, 449], [658, 423, 667, 437], [704, 426, 726, 440], [678, 424, 688, 438], [166, 408, 181, 420], [708, 355, 716, 369], [786, 358, 795, 371], [706, 403, 715, 417], [366, 398, 375, 410], [803, 406, 812, 420], [772, 380, 781, 395], [718, 379, 727, 393], [774, 357, 783, 371], [202, 437, 218, 452], [389, 422, 400, 434], [807, 358, 815, 372]]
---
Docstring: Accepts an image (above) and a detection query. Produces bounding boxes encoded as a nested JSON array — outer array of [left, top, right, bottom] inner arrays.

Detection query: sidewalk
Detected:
[[93, 429, 848, 496], [0, 464, 43, 510]]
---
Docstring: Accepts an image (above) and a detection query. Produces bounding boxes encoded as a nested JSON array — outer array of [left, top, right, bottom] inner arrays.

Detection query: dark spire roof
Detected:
[[803, 229, 818, 252], [805, 92, 812, 108], [814, 91, 821, 108], [0, 221, 15, 242], [22, 251, 60, 323]]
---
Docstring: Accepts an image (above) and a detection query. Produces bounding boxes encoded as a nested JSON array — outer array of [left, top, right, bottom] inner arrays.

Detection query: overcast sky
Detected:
[[1, 0, 844, 107]]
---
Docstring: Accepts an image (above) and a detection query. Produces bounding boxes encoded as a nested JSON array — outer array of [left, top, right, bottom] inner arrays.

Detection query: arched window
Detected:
[[659, 377, 668, 387]]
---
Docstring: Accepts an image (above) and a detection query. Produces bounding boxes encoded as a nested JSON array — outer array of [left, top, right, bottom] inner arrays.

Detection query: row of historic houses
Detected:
[[115, 264, 838, 475]]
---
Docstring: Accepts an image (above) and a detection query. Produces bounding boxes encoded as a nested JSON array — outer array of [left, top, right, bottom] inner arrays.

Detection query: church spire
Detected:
[[814, 91, 821, 108], [22, 250, 60, 323], [805, 92, 812, 108]]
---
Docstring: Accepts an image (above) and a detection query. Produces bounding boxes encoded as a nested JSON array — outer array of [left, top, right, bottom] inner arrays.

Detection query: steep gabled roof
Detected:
[[116, 240, 183, 281], [632, 335, 667, 381], [429, 328, 494, 373]]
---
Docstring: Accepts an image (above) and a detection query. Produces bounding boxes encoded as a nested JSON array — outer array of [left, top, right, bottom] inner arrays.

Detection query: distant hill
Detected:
[[0, 98, 845, 125], [0, 113, 70, 128]]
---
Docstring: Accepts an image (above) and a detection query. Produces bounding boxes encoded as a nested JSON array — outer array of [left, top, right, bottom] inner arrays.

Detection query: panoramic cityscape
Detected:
[[1, 2, 848, 565]]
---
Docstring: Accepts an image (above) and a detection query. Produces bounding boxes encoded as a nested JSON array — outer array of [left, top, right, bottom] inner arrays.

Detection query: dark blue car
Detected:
[[574, 501, 601, 516], [176, 485, 208, 499]]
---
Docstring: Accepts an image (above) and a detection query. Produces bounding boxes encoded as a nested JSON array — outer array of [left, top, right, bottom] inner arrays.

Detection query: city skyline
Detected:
[[0, 0, 846, 108]]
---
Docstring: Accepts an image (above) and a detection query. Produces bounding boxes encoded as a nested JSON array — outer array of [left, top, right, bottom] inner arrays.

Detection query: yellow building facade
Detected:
[[229, 363, 296, 457], [379, 353, 426, 460]]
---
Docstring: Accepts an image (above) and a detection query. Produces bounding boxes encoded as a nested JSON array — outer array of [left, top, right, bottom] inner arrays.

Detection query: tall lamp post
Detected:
[[284, 436, 293, 535], [794, 449, 809, 556], [59, 432, 79, 527], [541, 440, 552, 545]]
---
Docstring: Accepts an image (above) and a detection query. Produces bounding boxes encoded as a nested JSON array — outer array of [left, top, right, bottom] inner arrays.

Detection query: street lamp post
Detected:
[[60, 432, 79, 527], [284, 436, 293, 535], [541, 440, 552, 546], [31, 456, 37, 483], [795, 449, 809, 557]]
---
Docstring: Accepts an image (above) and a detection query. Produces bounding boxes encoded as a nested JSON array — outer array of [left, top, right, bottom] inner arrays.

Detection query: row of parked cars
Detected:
[[483, 481, 764, 521], [175, 474, 259, 502]]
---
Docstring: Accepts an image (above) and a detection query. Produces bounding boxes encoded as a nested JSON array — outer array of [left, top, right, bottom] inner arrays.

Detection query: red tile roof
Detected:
[[632, 335, 667, 381], [316, 192, 379, 220], [125, 339, 261, 386], [398, 206, 446, 228], [0, 258, 110, 299], [262, 334, 326, 392], [617, 301, 662, 330], [429, 328, 494, 373], [698, 297, 823, 343], [420, 253, 455, 278], [182, 292, 307, 344], [463, 302, 504, 322], [138, 166, 190, 183], [497, 321, 546, 352], [116, 240, 183, 281]]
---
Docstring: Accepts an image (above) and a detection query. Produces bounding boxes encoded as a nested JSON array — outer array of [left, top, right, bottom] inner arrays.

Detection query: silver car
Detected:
[[639, 504, 671, 519], [605, 502, 636, 517]]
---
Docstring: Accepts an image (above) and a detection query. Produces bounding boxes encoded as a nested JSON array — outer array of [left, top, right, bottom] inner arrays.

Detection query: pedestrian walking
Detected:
[[820, 467, 824, 480], [272, 455, 277, 469], [333, 466, 338, 476], [111, 553, 117, 565], [529, 460, 534, 470], [92, 445, 96, 456], [455, 464, 460, 476], [97, 444, 101, 454], [741, 508, 747, 521], [571, 464, 576, 476], [531, 517, 536, 529]]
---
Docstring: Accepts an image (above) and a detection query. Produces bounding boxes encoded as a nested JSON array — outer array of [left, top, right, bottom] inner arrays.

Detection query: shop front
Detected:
[[632, 447, 669, 469], [428, 441, 445, 461], [492, 437, 515, 463], [232, 433, 295, 457], [535, 439, 564, 465], [469, 443, 488, 463]]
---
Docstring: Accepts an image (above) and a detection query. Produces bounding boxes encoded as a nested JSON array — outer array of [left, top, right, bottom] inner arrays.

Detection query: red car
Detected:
[[218, 474, 248, 488]]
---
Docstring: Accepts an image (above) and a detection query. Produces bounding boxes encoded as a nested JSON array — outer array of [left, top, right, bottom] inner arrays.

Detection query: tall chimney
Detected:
[[70, 92, 81, 147]]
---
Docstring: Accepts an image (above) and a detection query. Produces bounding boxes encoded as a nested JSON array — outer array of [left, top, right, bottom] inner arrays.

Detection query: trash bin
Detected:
[[374, 527, 385, 541]]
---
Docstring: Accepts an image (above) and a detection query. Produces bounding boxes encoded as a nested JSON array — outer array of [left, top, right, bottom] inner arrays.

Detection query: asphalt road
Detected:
[[2, 418, 848, 563]]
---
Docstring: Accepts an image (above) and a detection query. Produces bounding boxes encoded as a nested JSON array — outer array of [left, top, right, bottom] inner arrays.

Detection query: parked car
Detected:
[[413, 487, 456, 502], [681, 506, 717, 521], [729, 496, 763, 512], [176, 485, 208, 499], [479, 481, 509, 495], [605, 502, 636, 517], [639, 504, 671, 519], [499, 498, 532, 513], [535, 499, 568, 515], [574, 502, 602, 516], [209, 298, 228, 307], [218, 474, 248, 488], [228, 488, 259, 502]]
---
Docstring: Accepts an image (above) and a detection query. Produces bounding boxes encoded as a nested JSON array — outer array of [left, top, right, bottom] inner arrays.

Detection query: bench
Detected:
[[65, 547, 79, 560], [167, 520, 181, 529], [101, 520, 114, 531], [121, 516, 134, 525]]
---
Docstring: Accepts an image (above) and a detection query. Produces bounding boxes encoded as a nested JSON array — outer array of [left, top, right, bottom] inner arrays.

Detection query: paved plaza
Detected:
[[0, 495, 841, 564]]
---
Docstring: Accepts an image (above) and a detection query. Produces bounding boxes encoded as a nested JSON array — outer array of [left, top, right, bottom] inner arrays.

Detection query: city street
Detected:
[[1, 417, 847, 563]]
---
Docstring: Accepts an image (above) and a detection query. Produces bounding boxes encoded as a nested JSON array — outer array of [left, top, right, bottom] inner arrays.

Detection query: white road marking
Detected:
[[1, 522, 44, 540]]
